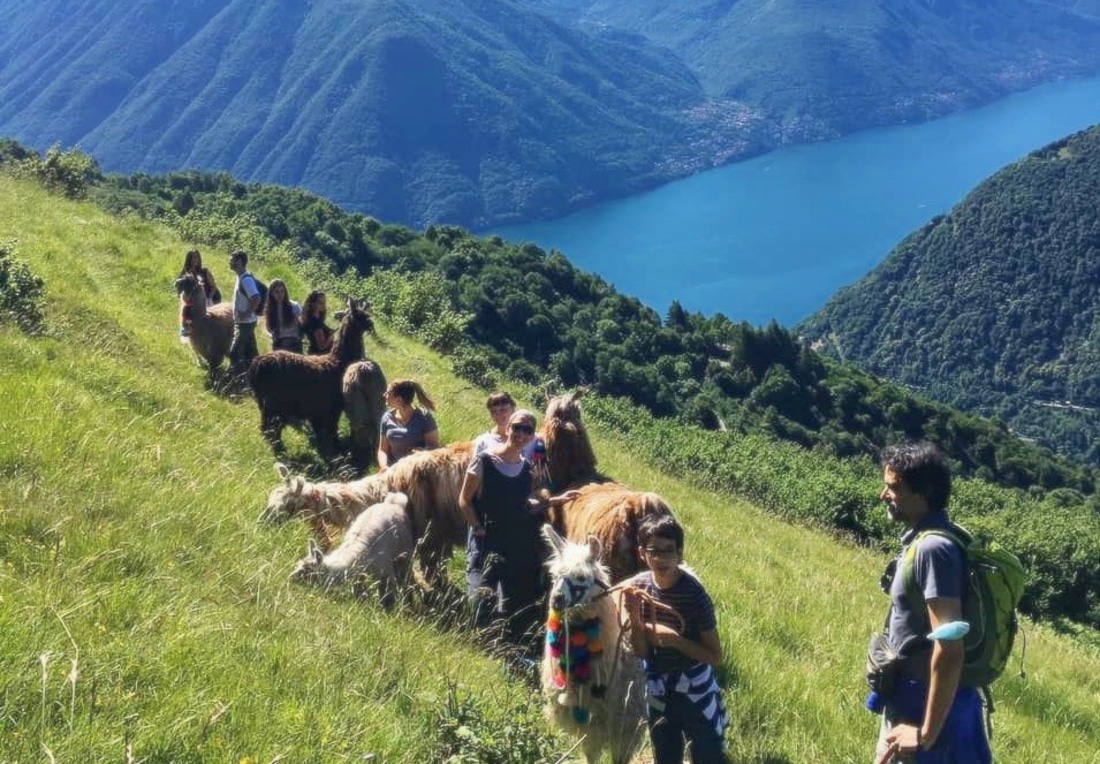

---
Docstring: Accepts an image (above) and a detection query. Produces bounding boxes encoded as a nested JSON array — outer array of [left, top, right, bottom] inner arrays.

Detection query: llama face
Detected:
[[258, 475, 307, 524], [344, 299, 374, 334], [174, 274, 203, 303], [543, 527, 609, 612]]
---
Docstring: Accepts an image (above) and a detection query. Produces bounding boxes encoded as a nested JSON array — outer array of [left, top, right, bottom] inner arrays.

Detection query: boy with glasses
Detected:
[[622, 514, 729, 764]]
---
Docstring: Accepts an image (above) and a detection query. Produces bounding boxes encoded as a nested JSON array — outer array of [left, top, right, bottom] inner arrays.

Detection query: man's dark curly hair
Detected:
[[881, 441, 952, 510]]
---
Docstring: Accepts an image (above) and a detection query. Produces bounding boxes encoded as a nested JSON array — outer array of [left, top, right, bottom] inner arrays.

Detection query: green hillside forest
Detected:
[[4, 0, 1100, 229], [4, 149, 1100, 763], [43, 139, 1093, 501], [799, 124, 1100, 467]]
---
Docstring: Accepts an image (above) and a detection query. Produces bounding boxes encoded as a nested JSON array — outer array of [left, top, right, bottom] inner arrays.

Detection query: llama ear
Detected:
[[276, 462, 291, 482], [307, 539, 323, 562], [290, 476, 305, 496], [587, 534, 603, 560], [541, 524, 567, 557]]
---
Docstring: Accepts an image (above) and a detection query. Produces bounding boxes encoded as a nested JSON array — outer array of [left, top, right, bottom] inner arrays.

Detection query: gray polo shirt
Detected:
[[887, 509, 964, 671]]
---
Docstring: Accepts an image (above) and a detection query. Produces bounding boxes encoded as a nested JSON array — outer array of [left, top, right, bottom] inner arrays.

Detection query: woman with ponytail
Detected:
[[377, 379, 440, 471]]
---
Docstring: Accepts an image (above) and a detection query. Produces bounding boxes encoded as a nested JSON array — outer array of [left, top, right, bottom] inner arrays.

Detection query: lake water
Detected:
[[493, 75, 1100, 326]]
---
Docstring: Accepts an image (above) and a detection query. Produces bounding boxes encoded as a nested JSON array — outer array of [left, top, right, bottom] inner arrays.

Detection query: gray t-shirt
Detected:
[[466, 451, 529, 479], [380, 408, 437, 463], [887, 511, 964, 662], [233, 273, 260, 324]]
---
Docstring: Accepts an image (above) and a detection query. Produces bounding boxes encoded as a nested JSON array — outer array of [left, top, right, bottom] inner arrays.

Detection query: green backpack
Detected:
[[902, 524, 1027, 688]]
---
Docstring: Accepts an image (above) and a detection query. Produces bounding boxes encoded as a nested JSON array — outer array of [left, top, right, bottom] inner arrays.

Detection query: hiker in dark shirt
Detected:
[[872, 441, 990, 764], [622, 514, 729, 764]]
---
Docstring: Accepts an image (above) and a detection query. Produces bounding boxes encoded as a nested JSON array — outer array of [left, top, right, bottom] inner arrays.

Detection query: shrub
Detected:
[[0, 240, 46, 334]]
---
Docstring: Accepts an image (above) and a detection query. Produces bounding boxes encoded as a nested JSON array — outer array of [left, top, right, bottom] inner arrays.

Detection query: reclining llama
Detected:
[[289, 492, 413, 609]]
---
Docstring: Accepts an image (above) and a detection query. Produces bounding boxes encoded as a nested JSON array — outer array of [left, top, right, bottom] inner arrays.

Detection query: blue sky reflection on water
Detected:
[[492, 75, 1100, 326]]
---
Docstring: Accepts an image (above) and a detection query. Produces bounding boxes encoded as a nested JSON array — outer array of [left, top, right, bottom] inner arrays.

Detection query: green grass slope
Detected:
[[798, 124, 1100, 466], [2, 176, 1100, 762]]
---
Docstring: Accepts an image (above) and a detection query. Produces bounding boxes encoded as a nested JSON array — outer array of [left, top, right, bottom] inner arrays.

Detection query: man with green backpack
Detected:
[[868, 441, 1025, 763]]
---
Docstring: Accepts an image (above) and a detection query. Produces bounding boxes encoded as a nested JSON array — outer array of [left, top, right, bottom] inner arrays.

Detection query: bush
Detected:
[[0, 240, 46, 334], [17, 144, 102, 198]]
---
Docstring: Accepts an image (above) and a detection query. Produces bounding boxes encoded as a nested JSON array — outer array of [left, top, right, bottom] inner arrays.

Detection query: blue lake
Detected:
[[493, 75, 1100, 326]]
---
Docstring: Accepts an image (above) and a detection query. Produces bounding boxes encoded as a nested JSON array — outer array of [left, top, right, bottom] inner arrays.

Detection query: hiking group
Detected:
[[174, 249, 1023, 764], [177, 248, 336, 375]]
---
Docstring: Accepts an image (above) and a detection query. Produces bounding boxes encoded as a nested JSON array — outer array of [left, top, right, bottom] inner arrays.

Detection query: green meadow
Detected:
[[1, 175, 1099, 763]]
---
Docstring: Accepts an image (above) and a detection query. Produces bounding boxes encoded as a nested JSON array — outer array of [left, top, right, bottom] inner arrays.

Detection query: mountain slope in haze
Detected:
[[0, 0, 752, 229], [798, 125, 1100, 465], [525, 0, 1100, 137]]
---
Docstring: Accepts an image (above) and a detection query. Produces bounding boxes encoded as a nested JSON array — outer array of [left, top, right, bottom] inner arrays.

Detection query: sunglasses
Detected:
[[643, 545, 678, 558], [510, 423, 535, 435]]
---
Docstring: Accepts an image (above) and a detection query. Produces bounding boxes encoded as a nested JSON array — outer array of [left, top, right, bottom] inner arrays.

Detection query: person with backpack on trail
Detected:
[[870, 441, 992, 764], [228, 249, 262, 373]]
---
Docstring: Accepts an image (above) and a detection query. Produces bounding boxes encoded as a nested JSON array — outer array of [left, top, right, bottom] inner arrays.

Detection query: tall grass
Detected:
[[1, 175, 1099, 762]]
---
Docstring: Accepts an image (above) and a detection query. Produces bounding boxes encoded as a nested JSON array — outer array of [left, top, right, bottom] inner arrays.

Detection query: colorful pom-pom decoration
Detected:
[[546, 614, 602, 689]]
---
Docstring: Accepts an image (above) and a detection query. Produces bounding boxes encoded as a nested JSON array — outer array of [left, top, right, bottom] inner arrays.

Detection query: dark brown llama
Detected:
[[248, 299, 374, 458]]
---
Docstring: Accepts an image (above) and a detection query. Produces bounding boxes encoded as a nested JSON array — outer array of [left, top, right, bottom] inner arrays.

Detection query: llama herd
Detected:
[[175, 272, 668, 761], [259, 390, 672, 763]]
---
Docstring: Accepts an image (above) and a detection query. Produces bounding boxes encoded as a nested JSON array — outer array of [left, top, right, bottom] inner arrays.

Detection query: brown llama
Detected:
[[541, 390, 675, 583], [247, 299, 373, 458], [174, 273, 234, 376], [260, 389, 673, 585], [260, 441, 474, 587], [342, 359, 388, 470]]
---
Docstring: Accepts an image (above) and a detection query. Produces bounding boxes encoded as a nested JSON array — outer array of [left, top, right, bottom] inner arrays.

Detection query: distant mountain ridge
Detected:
[[0, 0, 756, 228], [3, 0, 1100, 229], [798, 124, 1100, 465], [524, 0, 1100, 136]]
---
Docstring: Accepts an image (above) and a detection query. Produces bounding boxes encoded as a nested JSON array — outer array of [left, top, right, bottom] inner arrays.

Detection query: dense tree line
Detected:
[[69, 159, 1094, 496], [3, 141, 1092, 493], [799, 125, 1100, 466]]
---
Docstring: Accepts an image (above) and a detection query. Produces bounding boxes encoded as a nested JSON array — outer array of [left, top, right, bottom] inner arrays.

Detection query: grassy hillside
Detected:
[[3, 182, 1100, 762], [798, 124, 1100, 467]]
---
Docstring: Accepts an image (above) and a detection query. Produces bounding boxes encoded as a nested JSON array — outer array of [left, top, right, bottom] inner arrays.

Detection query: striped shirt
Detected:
[[627, 567, 716, 674]]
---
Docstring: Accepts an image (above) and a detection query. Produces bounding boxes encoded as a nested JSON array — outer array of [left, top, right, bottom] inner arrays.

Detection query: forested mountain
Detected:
[[4, 1, 1100, 231], [523, 0, 1100, 137], [0, 0, 750, 229], [799, 125, 1100, 466]]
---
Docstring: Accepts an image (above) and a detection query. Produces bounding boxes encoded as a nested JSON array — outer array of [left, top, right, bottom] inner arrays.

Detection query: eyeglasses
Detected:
[[509, 423, 535, 435], [490, 404, 514, 413], [643, 545, 678, 558]]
